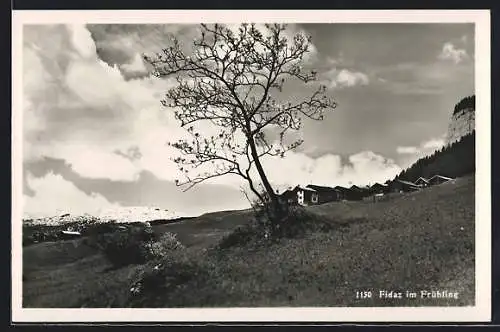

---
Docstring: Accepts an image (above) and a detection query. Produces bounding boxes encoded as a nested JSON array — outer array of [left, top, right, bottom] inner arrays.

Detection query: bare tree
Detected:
[[145, 23, 336, 221]]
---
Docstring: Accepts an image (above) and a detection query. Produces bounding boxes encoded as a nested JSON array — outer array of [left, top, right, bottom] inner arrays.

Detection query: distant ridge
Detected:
[[23, 206, 184, 226]]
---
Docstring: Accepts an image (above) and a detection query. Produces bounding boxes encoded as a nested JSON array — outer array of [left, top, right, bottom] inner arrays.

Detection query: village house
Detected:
[[348, 185, 370, 200], [429, 175, 454, 185], [279, 174, 450, 206], [368, 182, 390, 195], [296, 186, 319, 206], [305, 185, 342, 204], [414, 177, 430, 188], [388, 179, 420, 193], [277, 173, 454, 207], [280, 184, 345, 206], [334, 186, 350, 201], [278, 186, 300, 205]]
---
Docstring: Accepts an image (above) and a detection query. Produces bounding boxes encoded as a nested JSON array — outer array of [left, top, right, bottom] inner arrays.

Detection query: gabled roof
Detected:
[[371, 182, 388, 188], [298, 186, 317, 192], [278, 186, 301, 195], [334, 185, 350, 191], [394, 179, 420, 188], [278, 189, 291, 196], [415, 177, 430, 184], [430, 175, 453, 181], [306, 184, 336, 192], [350, 185, 369, 191]]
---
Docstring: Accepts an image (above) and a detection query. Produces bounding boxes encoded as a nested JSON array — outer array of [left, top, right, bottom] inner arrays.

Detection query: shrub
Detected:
[[217, 223, 261, 249], [99, 225, 157, 267], [128, 253, 204, 307], [218, 203, 334, 250], [143, 232, 185, 260], [96, 225, 186, 268], [276, 205, 334, 237]]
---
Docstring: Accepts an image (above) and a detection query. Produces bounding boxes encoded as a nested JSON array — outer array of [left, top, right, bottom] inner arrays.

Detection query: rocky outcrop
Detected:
[[446, 96, 475, 145]]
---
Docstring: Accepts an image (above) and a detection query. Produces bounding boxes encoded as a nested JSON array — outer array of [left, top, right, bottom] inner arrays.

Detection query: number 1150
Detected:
[[356, 291, 372, 299]]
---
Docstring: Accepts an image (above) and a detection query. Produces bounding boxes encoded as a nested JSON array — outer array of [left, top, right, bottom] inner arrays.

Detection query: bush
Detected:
[[96, 225, 186, 268], [128, 251, 204, 307], [142, 232, 185, 260], [218, 203, 334, 250], [260, 204, 334, 238], [23, 226, 66, 246], [99, 225, 157, 267], [217, 223, 261, 249]]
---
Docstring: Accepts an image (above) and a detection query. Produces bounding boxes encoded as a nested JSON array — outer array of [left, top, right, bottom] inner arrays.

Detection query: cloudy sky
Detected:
[[21, 23, 474, 218]]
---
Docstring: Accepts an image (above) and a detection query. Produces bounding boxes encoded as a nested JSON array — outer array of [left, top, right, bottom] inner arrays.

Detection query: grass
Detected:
[[22, 175, 475, 308]]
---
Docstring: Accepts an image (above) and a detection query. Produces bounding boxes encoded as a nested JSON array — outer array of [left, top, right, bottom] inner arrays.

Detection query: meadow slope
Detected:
[[22, 175, 475, 308]]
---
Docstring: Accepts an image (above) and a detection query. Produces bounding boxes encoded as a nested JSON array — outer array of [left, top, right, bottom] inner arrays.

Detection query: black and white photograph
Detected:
[[11, 10, 491, 322]]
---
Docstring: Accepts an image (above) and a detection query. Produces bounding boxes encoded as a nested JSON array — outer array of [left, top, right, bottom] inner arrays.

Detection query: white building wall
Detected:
[[297, 190, 304, 205]]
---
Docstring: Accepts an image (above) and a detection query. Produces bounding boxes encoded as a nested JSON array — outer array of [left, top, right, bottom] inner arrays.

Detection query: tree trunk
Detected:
[[247, 137, 283, 218]]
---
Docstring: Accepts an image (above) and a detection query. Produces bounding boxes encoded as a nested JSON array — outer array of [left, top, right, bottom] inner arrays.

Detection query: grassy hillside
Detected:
[[23, 210, 253, 308], [23, 176, 474, 308]]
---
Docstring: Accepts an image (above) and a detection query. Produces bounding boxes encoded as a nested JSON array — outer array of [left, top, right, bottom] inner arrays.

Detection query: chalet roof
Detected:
[[350, 185, 369, 191], [298, 186, 317, 192], [278, 185, 303, 195], [371, 182, 388, 187], [415, 177, 430, 183], [306, 184, 336, 192], [394, 179, 420, 188], [430, 175, 453, 181], [334, 186, 350, 191]]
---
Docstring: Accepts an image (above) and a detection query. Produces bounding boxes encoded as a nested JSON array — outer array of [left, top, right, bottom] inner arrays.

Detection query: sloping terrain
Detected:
[[22, 176, 475, 308], [151, 209, 253, 248], [22, 209, 253, 307]]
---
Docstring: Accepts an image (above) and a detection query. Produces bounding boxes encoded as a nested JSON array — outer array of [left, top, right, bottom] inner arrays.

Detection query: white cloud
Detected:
[[23, 24, 179, 181], [121, 52, 148, 74], [422, 138, 445, 150], [24, 172, 121, 218], [396, 136, 447, 169], [261, 150, 401, 190], [397, 146, 420, 155], [326, 53, 343, 66], [61, 144, 141, 181], [336, 69, 369, 87], [438, 42, 468, 64], [196, 149, 402, 193], [68, 25, 97, 59], [397, 136, 445, 155], [64, 59, 125, 108], [324, 68, 369, 89]]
